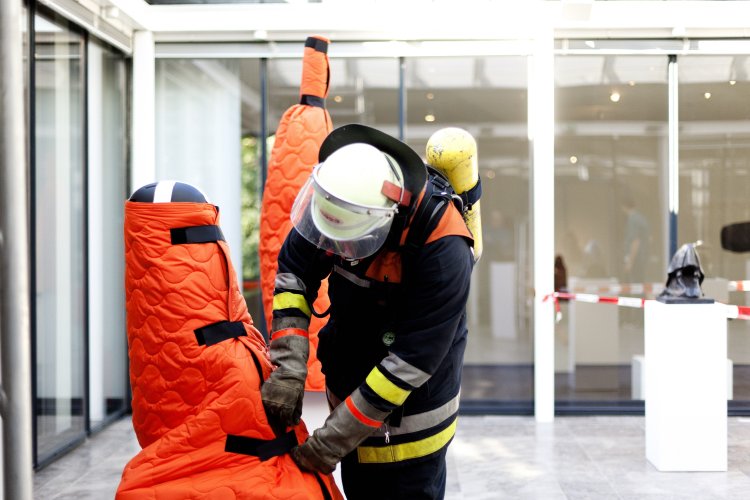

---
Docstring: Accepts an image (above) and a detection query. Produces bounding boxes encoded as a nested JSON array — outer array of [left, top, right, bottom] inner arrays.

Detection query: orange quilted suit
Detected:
[[117, 200, 341, 499], [259, 36, 333, 392]]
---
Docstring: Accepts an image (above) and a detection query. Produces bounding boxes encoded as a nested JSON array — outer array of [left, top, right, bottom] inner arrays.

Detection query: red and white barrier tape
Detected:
[[569, 283, 663, 296], [544, 291, 750, 322], [571, 280, 750, 295]]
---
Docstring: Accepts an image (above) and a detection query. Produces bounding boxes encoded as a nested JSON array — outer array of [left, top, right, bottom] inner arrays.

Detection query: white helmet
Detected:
[[291, 144, 403, 259]]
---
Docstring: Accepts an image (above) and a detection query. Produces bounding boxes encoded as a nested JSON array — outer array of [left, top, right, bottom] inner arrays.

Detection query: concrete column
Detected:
[[0, 0, 34, 498], [530, 24, 556, 423], [131, 30, 156, 194]]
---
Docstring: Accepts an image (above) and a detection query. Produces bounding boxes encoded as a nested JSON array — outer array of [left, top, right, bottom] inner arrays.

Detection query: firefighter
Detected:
[[261, 124, 475, 499]]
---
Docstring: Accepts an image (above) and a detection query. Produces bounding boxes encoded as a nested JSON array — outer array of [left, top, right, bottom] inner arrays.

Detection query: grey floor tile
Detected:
[[33, 414, 750, 500]]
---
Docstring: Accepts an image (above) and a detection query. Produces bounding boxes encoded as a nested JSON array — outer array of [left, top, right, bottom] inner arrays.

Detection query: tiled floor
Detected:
[[34, 395, 750, 499]]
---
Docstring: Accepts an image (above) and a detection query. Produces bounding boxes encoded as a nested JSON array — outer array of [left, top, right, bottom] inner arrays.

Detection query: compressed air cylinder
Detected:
[[426, 127, 483, 262]]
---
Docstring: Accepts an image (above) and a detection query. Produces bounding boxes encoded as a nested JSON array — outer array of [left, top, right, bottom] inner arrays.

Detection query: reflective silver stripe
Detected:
[[275, 272, 307, 293], [372, 393, 460, 437], [271, 316, 310, 333], [351, 388, 390, 422], [333, 265, 371, 288], [381, 352, 430, 388], [328, 386, 461, 437]]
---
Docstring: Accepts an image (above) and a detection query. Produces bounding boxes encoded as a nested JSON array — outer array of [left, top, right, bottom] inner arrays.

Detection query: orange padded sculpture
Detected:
[[117, 198, 340, 499], [259, 36, 333, 391]]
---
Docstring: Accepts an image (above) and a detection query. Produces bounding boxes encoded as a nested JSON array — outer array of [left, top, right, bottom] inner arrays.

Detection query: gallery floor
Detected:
[[34, 392, 750, 499]]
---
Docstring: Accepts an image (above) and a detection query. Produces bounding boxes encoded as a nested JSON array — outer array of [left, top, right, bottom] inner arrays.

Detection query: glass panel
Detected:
[[404, 56, 532, 408], [88, 40, 129, 429], [155, 58, 264, 325], [155, 59, 245, 283], [268, 57, 399, 131], [328, 58, 401, 129], [678, 55, 750, 408], [34, 12, 86, 460], [239, 60, 263, 326], [555, 55, 668, 408]]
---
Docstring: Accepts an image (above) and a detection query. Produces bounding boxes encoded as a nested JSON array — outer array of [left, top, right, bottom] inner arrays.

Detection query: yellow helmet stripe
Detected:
[[365, 367, 410, 406], [357, 419, 457, 463], [272, 292, 311, 317]]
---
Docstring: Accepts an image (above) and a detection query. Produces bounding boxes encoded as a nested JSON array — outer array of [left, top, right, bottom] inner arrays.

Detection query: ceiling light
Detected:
[[704, 92, 712, 99], [730, 80, 737, 86], [486, 170, 496, 180], [333, 95, 343, 103], [628, 81, 636, 87], [253, 30, 268, 40], [570, 155, 578, 164], [426, 92, 435, 100], [424, 114, 436, 123], [609, 91, 621, 103]]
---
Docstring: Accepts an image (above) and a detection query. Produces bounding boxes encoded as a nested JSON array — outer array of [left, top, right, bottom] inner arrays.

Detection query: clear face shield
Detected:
[[290, 163, 402, 260]]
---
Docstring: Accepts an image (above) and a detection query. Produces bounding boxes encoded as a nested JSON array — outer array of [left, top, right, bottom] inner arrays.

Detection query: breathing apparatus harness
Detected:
[[395, 165, 481, 258]]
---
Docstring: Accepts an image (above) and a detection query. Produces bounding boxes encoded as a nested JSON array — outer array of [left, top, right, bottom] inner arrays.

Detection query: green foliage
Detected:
[[241, 136, 261, 280]]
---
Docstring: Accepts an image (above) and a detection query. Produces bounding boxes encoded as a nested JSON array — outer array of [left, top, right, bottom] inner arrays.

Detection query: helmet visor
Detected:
[[290, 171, 397, 260]]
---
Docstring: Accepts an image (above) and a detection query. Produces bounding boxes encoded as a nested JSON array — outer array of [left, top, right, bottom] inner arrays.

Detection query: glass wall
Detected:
[[403, 56, 532, 411], [554, 55, 668, 410], [678, 55, 750, 408], [87, 39, 129, 430], [268, 57, 400, 132], [150, 43, 750, 417], [33, 11, 87, 462], [239, 60, 263, 326], [155, 58, 264, 322]]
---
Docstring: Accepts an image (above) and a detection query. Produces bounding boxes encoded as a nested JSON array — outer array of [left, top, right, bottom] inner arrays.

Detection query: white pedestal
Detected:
[[644, 300, 727, 471], [632, 355, 733, 401]]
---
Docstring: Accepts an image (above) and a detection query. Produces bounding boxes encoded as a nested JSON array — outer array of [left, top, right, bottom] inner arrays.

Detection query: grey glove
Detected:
[[291, 389, 389, 474], [292, 439, 337, 474], [261, 334, 309, 429]]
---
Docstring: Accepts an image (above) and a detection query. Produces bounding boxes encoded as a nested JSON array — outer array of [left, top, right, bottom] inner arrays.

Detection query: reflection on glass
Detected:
[[268, 57, 399, 131], [88, 40, 128, 429], [155, 58, 264, 325], [405, 56, 531, 405], [156, 59, 245, 283], [555, 55, 668, 405], [238, 60, 263, 324], [679, 56, 750, 405], [34, 12, 86, 461]]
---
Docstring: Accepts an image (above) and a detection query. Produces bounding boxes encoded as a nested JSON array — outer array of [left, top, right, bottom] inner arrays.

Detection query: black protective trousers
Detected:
[[340, 446, 449, 500]]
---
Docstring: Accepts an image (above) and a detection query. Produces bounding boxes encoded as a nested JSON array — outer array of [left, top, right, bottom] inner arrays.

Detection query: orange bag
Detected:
[[259, 36, 333, 391], [117, 200, 341, 499]]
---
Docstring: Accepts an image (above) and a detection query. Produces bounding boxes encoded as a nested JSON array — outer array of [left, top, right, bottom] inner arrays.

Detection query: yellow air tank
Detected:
[[426, 127, 483, 262]]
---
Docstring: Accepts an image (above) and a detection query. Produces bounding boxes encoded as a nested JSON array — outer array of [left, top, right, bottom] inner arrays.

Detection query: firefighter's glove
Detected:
[[291, 390, 388, 474], [261, 334, 309, 429], [291, 438, 337, 475]]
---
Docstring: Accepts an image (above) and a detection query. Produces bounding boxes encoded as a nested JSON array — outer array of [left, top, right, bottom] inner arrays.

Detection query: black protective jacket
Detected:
[[273, 203, 473, 462]]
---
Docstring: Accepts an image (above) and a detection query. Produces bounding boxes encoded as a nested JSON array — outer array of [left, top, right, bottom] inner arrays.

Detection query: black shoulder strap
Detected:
[[402, 170, 453, 258]]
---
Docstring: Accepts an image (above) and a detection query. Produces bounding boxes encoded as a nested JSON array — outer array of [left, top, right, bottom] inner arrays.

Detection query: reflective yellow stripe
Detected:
[[365, 368, 410, 406], [357, 419, 457, 463], [272, 292, 311, 317]]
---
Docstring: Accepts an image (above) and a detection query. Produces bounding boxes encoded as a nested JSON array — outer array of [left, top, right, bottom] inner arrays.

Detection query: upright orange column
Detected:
[[259, 36, 333, 391]]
